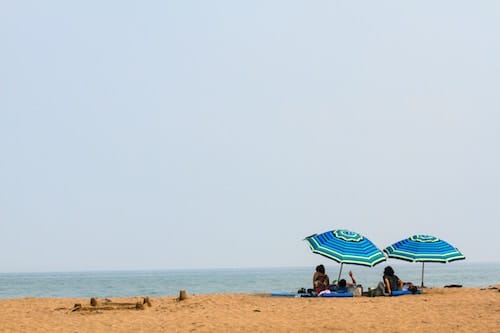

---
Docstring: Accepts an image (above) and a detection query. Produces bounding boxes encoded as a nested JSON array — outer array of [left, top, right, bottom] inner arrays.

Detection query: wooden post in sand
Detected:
[[179, 290, 187, 301]]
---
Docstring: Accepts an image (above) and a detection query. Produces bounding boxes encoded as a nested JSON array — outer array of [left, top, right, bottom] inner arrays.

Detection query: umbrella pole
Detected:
[[337, 263, 343, 283], [421, 262, 425, 288]]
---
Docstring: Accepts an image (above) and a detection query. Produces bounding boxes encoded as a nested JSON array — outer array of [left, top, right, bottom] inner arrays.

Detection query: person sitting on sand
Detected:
[[383, 266, 403, 294], [313, 264, 331, 295], [383, 266, 417, 294]]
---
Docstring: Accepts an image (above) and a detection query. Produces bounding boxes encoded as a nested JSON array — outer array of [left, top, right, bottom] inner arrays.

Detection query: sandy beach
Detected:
[[0, 287, 498, 332]]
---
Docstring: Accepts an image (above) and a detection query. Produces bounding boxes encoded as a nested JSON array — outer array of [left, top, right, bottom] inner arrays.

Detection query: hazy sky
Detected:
[[1, 1, 499, 272]]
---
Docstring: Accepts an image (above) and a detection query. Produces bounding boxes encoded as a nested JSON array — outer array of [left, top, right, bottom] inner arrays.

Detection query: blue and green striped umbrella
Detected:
[[304, 229, 386, 281], [383, 235, 465, 287]]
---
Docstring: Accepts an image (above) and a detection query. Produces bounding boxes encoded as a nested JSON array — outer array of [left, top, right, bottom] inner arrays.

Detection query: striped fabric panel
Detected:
[[305, 229, 387, 267], [383, 235, 465, 263]]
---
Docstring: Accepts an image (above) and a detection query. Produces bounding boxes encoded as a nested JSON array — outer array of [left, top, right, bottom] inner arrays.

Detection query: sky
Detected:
[[1, 1, 499, 272]]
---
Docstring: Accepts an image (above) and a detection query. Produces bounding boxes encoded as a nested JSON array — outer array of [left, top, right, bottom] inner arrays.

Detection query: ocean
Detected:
[[0, 262, 498, 299]]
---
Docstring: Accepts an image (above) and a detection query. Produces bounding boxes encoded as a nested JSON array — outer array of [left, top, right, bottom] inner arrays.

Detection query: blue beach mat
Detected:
[[270, 292, 353, 298], [391, 290, 421, 296], [320, 292, 354, 297]]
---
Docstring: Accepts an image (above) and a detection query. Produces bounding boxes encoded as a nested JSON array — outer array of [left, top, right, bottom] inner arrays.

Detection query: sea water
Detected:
[[0, 261, 498, 299]]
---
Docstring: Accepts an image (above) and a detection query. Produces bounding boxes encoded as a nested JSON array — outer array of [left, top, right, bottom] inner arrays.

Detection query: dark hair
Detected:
[[338, 279, 347, 287], [384, 266, 395, 276], [316, 264, 325, 274]]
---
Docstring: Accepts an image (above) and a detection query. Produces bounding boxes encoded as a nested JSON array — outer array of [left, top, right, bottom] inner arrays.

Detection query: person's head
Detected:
[[316, 264, 325, 274], [338, 279, 347, 287], [384, 266, 395, 276]]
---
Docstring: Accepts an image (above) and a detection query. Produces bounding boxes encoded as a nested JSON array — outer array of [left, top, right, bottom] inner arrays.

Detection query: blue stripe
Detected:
[[383, 235, 465, 263], [305, 229, 387, 267]]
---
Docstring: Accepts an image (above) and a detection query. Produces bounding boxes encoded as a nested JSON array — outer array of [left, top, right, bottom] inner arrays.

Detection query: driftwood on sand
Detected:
[[71, 297, 151, 312]]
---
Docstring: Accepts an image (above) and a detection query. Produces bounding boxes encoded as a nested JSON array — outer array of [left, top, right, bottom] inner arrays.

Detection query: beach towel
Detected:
[[270, 291, 353, 297], [391, 290, 421, 296], [320, 292, 354, 297]]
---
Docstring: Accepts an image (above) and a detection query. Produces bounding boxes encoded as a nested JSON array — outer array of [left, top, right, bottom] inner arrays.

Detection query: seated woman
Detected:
[[383, 266, 403, 294], [313, 264, 331, 295], [383, 266, 417, 294]]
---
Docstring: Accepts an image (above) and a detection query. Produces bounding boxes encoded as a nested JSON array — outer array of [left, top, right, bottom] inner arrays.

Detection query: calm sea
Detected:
[[0, 262, 498, 299]]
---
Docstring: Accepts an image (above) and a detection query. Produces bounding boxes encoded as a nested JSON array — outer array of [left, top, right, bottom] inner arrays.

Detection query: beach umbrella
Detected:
[[383, 234, 465, 287], [304, 229, 387, 282]]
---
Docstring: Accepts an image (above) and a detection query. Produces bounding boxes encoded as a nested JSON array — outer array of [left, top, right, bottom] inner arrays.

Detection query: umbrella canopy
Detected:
[[304, 229, 386, 281], [383, 234, 465, 287]]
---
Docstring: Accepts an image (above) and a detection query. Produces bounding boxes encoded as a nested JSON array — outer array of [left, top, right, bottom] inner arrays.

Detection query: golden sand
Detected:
[[0, 287, 498, 332]]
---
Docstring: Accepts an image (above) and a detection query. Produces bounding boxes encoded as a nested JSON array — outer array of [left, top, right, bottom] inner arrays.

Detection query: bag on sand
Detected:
[[348, 285, 363, 296]]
